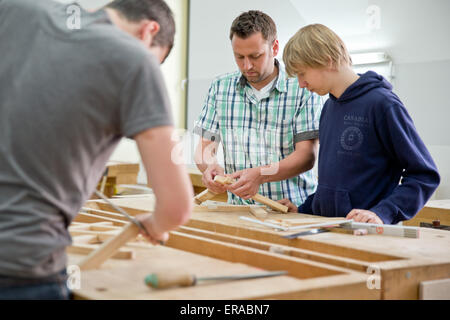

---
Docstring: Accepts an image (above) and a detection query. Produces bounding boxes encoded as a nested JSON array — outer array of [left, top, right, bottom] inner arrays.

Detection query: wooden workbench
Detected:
[[94, 161, 140, 197], [71, 196, 450, 300], [403, 199, 450, 228]]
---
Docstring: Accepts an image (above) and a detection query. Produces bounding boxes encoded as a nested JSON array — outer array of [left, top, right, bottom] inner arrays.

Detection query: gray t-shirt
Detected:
[[0, 0, 173, 278]]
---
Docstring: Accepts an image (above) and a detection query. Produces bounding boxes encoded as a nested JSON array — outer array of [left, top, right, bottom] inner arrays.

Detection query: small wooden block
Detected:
[[420, 278, 450, 300], [249, 206, 268, 219], [194, 189, 217, 204], [213, 176, 234, 185]]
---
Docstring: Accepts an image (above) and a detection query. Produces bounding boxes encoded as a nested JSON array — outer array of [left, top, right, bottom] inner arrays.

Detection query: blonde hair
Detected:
[[283, 24, 351, 77]]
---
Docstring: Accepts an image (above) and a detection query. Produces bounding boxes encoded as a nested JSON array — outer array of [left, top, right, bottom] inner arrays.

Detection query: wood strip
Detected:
[[74, 212, 127, 226], [68, 243, 135, 260], [176, 226, 370, 272], [81, 207, 129, 221], [184, 219, 403, 263], [166, 231, 346, 279], [78, 223, 140, 270], [214, 176, 288, 213]]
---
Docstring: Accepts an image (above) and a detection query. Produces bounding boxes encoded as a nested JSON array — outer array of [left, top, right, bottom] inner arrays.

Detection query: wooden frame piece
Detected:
[[78, 223, 140, 270], [214, 176, 289, 213]]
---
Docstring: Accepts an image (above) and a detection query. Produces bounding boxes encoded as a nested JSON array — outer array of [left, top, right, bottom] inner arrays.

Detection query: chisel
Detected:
[[94, 189, 164, 245], [282, 228, 330, 238], [145, 270, 287, 289]]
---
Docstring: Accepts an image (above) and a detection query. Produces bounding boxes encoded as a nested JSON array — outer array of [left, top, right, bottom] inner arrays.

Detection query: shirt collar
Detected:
[[238, 59, 287, 93]]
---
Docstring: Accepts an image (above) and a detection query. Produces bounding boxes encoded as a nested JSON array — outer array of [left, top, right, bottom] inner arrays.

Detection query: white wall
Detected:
[[186, 0, 450, 199]]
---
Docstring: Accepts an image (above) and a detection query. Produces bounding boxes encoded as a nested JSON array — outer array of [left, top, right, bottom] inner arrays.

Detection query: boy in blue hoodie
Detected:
[[280, 24, 440, 224]]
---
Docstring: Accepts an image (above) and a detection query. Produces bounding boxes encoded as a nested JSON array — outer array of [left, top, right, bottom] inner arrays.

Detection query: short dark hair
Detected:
[[229, 10, 277, 44], [107, 0, 175, 52]]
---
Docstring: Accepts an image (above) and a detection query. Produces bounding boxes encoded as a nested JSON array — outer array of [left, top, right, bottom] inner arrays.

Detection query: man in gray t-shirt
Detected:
[[0, 0, 193, 299]]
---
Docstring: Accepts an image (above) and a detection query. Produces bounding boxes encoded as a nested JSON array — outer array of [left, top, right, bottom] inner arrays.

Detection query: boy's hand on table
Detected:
[[346, 209, 383, 224], [277, 199, 298, 213]]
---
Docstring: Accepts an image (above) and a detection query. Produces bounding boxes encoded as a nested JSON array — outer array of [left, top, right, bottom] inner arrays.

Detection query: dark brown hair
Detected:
[[107, 0, 175, 52], [229, 10, 277, 44]]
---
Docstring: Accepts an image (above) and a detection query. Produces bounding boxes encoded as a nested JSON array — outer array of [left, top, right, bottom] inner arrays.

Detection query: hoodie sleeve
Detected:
[[370, 101, 440, 224]]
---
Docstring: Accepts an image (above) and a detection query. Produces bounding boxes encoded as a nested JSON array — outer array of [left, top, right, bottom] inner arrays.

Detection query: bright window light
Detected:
[[350, 52, 394, 83]]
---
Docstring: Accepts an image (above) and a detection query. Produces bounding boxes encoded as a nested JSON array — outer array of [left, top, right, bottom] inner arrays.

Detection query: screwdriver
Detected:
[[145, 270, 287, 289]]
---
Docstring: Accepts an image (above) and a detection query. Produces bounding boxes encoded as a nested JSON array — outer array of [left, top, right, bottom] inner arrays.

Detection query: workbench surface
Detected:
[[71, 196, 450, 300]]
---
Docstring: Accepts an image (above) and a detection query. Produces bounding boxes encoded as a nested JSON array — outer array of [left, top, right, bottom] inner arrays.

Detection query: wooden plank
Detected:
[[214, 176, 288, 213], [78, 223, 140, 270], [115, 173, 139, 185], [68, 243, 135, 260], [249, 206, 269, 219], [420, 278, 450, 300], [177, 226, 371, 272], [106, 161, 140, 176], [184, 219, 404, 263], [81, 207, 129, 221], [187, 167, 204, 188], [167, 231, 350, 279], [74, 212, 127, 226]]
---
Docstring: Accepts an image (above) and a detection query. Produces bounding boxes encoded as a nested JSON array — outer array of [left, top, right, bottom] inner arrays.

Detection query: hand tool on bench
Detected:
[[213, 176, 289, 213], [94, 189, 150, 237], [94, 189, 166, 244], [145, 270, 287, 289], [282, 228, 330, 238]]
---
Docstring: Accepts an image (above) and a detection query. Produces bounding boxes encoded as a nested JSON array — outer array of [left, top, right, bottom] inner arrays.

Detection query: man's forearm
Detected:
[[259, 145, 316, 184], [194, 138, 220, 173], [259, 157, 312, 183]]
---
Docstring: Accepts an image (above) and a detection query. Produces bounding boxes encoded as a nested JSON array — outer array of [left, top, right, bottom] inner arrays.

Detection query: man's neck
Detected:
[[329, 66, 360, 99], [250, 62, 279, 90]]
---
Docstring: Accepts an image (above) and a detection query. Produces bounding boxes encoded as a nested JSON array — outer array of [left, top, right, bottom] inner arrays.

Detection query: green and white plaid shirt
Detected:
[[194, 60, 323, 206]]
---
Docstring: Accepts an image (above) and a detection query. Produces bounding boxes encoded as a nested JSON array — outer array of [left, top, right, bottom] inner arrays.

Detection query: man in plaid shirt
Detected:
[[194, 11, 323, 206]]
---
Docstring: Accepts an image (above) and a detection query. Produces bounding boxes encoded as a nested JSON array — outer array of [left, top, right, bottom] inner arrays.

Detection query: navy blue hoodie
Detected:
[[298, 71, 440, 224]]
